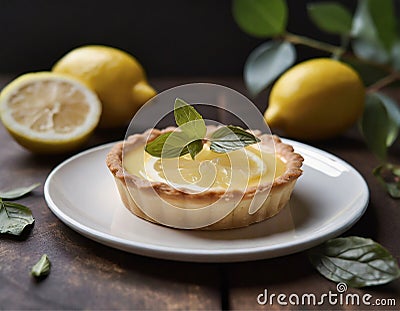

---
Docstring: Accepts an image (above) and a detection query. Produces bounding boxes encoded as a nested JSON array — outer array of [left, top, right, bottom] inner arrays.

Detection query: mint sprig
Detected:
[[145, 98, 260, 159]]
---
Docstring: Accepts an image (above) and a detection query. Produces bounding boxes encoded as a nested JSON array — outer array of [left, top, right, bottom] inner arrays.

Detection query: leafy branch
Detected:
[[233, 0, 400, 198]]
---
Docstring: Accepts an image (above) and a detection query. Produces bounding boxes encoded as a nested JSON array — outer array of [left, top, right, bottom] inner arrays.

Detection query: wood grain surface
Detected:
[[0, 76, 399, 310]]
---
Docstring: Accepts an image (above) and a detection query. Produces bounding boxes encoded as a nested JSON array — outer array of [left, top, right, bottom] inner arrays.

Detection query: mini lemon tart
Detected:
[[106, 126, 303, 230]]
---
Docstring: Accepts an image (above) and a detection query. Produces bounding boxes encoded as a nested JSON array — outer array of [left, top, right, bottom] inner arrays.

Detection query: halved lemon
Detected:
[[0, 72, 102, 154]]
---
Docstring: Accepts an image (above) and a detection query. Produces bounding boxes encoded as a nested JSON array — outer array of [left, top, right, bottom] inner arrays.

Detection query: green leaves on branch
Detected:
[[232, 0, 287, 38], [145, 98, 260, 159], [307, 2, 352, 36], [31, 254, 51, 278], [309, 236, 400, 288], [244, 41, 295, 97]]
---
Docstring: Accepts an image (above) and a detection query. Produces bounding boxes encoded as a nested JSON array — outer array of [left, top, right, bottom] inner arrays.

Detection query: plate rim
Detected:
[[44, 139, 369, 262]]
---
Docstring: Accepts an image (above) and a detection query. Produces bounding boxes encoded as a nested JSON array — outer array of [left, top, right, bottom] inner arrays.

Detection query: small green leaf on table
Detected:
[[309, 236, 400, 288], [244, 40, 296, 97], [0, 183, 40, 200], [307, 2, 353, 35], [31, 254, 51, 278], [0, 199, 35, 236], [232, 0, 288, 38], [373, 164, 400, 199], [210, 126, 260, 153]]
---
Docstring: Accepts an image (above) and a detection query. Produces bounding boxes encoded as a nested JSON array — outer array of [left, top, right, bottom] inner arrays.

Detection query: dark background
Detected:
[[0, 0, 397, 77]]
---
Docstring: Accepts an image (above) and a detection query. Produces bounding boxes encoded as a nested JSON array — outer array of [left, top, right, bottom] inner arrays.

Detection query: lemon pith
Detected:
[[265, 58, 365, 140], [0, 72, 101, 154], [52, 45, 157, 128]]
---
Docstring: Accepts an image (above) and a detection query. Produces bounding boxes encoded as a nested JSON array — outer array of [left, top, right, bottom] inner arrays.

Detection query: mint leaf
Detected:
[[309, 236, 400, 288], [145, 131, 191, 158], [174, 98, 206, 139], [0, 199, 35, 236], [244, 40, 296, 97], [31, 254, 51, 278], [307, 2, 352, 35], [210, 126, 260, 153], [186, 140, 203, 160], [232, 0, 288, 38], [0, 183, 40, 200]]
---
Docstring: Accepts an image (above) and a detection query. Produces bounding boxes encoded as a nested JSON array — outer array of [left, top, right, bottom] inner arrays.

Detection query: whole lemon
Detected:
[[53, 45, 156, 128], [265, 58, 365, 140]]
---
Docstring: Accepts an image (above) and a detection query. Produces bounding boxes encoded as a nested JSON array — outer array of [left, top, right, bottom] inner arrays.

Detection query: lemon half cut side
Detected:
[[0, 72, 102, 154]]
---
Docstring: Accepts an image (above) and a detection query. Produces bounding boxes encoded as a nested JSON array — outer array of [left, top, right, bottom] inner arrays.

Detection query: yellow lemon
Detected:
[[0, 72, 101, 154], [52, 45, 156, 128], [265, 58, 365, 140]]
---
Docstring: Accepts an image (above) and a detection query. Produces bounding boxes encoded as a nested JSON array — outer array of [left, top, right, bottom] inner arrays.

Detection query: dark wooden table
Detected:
[[0, 76, 399, 310]]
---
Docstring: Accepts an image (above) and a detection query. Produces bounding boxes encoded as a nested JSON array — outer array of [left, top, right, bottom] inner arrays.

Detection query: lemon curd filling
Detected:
[[124, 143, 286, 192]]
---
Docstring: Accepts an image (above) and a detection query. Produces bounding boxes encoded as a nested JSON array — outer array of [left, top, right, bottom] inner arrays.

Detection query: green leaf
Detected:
[[386, 183, 400, 198], [367, 0, 396, 51], [373, 164, 400, 199], [373, 92, 400, 146], [341, 57, 389, 87], [244, 40, 296, 97], [0, 183, 40, 200], [210, 126, 260, 153], [31, 254, 51, 278], [391, 40, 400, 71], [174, 98, 206, 140], [307, 2, 352, 35], [232, 0, 287, 38], [186, 139, 203, 160], [359, 93, 390, 161], [351, 0, 390, 63], [309, 236, 400, 288], [0, 200, 35, 236], [145, 131, 190, 158]]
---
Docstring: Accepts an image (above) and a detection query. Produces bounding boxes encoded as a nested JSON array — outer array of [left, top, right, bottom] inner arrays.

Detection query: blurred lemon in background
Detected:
[[0, 72, 101, 153], [265, 58, 365, 140], [53, 45, 156, 128]]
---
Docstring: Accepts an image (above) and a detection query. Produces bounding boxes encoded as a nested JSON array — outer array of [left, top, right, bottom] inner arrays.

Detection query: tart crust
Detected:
[[106, 127, 304, 230]]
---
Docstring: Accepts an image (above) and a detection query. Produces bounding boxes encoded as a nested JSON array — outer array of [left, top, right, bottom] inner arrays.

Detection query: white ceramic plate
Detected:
[[44, 139, 369, 262]]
